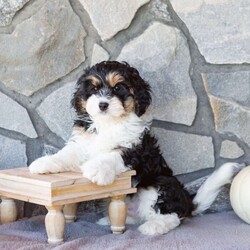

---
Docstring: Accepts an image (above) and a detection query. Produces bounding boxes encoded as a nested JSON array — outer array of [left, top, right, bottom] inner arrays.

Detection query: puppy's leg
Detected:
[[136, 187, 181, 235], [29, 141, 85, 174], [81, 151, 128, 185]]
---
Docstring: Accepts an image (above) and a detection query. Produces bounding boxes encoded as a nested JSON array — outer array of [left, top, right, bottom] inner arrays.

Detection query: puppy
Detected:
[[29, 61, 241, 235]]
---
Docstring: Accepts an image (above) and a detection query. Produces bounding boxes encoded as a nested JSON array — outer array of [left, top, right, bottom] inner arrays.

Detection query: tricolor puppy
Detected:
[[29, 61, 241, 235]]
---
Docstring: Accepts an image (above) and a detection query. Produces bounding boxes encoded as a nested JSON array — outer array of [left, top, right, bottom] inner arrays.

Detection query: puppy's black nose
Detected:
[[99, 102, 109, 111]]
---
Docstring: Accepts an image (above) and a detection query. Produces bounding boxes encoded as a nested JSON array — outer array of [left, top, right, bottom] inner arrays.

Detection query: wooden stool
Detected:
[[0, 168, 136, 243]]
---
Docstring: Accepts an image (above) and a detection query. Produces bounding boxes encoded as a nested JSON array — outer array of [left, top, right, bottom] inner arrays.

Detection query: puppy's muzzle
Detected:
[[99, 102, 109, 111]]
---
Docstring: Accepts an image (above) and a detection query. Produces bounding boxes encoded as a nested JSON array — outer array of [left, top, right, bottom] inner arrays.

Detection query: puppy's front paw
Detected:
[[83, 160, 116, 186], [29, 156, 58, 174]]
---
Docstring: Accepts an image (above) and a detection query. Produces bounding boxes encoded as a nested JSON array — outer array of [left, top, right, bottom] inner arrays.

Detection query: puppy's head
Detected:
[[72, 61, 151, 120]]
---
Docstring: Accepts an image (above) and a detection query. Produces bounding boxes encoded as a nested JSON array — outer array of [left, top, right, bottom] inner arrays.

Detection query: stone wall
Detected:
[[0, 0, 250, 213]]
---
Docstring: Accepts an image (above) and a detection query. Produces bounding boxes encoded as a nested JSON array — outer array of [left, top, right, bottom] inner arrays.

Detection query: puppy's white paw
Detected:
[[138, 220, 168, 235], [83, 159, 116, 186], [138, 214, 180, 235], [29, 156, 58, 174]]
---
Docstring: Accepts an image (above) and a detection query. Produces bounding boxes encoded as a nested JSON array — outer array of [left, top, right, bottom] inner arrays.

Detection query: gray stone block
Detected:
[[152, 128, 214, 175], [0, 0, 86, 96], [37, 82, 76, 141], [0, 92, 37, 138], [0, 135, 27, 169], [149, 0, 172, 21], [79, 0, 150, 41], [205, 71, 250, 108], [91, 44, 110, 66], [171, 0, 250, 63], [220, 140, 244, 159], [203, 73, 250, 147], [0, 0, 30, 26], [208, 95, 250, 147], [118, 22, 197, 126]]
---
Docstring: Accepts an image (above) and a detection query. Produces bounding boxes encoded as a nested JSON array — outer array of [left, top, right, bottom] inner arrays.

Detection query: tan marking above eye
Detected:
[[85, 75, 101, 87], [106, 72, 125, 87]]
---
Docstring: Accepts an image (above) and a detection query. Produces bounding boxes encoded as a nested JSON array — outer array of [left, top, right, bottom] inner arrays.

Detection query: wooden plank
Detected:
[[52, 177, 131, 201], [49, 170, 136, 188], [0, 168, 136, 188], [52, 188, 137, 206], [0, 168, 137, 206], [0, 190, 52, 206], [0, 179, 51, 200], [0, 168, 71, 187], [0, 187, 137, 207]]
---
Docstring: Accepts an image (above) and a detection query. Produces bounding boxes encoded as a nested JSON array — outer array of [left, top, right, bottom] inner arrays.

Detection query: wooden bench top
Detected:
[[0, 168, 136, 206]]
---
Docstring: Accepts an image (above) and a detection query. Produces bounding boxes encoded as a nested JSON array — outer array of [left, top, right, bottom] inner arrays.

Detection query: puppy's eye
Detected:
[[91, 86, 99, 93], [114, 85, 120, 92]]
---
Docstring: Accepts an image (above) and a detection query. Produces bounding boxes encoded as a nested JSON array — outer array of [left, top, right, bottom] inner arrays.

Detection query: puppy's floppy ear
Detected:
[[71, 73, 87, 114], [125, 65, 151, 117], [134, 78, 151, 117]]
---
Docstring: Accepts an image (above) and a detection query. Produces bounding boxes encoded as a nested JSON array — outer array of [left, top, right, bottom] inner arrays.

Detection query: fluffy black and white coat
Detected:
[[29, 61, 240, 235]]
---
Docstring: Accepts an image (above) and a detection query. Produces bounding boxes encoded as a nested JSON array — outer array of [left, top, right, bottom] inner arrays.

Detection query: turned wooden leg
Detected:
[[45, 205, 65, 244], [63, 203, 78, 223], [0, 197, 17, 224], [109, 195, 127, 234]]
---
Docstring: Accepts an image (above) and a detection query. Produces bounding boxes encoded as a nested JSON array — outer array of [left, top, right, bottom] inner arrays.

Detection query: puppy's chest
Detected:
[[85, 122, 145, 155], [87, 128, 138, 155]]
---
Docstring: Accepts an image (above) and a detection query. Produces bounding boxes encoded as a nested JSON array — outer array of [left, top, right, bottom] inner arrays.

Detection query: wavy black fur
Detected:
[[122, 131, 194, 218]]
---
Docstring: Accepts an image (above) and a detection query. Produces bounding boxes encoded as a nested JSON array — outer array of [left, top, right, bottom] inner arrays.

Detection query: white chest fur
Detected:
[[70, 113, 149, 161]]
